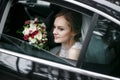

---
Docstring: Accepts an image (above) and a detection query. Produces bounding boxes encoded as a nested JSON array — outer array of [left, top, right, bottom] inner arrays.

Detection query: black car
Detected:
[[0, 0, 120, 80]]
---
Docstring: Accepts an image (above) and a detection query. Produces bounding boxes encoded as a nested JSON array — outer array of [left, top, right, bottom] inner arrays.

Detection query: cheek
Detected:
[[62, 36, 71, 42], [60, 32, 72, 40], [60, 31, 70, 37]]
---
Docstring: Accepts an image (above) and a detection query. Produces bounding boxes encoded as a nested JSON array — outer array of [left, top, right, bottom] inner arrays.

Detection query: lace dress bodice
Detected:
[[59, 42, 82, 58]]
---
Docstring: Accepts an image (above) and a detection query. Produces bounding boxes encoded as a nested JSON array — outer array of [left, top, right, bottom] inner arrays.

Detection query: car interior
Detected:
[[0, 0, 120, 80]]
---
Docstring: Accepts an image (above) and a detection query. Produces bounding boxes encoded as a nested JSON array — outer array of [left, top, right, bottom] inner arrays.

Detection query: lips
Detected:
[[54, 36, 58, 39], [54, 35, 59, 39]]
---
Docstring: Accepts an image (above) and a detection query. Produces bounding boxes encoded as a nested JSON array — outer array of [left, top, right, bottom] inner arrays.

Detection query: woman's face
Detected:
[[53, 16, 74, 43]]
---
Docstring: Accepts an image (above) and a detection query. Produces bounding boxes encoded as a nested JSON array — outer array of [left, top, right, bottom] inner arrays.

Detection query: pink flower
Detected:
[[42, 33, 47, 37], [41, 26, 45, 30], [34, 20, 39, 24], [25, 20, 30, 24], [30, 34, 35, 38], [33, 30, 39, 35], [23, 35, 29, 40], [30, 30, 39, 38], [29, 30, 33, 34]]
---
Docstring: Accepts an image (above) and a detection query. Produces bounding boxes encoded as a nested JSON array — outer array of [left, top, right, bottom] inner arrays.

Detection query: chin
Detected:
[[54, 40, 61, 43]]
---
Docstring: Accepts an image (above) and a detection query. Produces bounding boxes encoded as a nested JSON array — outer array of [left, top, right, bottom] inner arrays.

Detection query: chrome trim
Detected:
[[93, 0, 120, 12], [18, 0, 50, 6], [0, 48, 120, 80], [37, 0, 50, 6], [0, 0, 13, 34], [65, 0, 120, 25]]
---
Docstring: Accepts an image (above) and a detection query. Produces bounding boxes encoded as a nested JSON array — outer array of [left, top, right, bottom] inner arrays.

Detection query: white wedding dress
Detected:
[[59, 42, 82, 58]]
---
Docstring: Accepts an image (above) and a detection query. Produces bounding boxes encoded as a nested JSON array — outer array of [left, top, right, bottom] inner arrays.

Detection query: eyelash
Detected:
[[58, 28, 64, 31], [54, 26, 64, 31]]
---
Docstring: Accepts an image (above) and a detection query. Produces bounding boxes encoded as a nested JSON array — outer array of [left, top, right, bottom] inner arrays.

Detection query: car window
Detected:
[[0, 1, 79, 73], [82, 15, 120, 77], [3, 0, 84, 57], [1, 0, 84, 66]]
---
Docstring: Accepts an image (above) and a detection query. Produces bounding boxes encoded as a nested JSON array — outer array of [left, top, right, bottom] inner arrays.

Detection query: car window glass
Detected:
[[82, 15, 120, 77]]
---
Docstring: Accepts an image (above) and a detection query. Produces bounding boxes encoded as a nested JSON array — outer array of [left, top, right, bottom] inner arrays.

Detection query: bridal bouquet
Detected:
[[18, 18, 49, 50]]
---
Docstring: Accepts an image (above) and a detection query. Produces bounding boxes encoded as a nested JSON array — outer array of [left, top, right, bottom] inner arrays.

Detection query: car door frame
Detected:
[[0, 0, 120, 79]]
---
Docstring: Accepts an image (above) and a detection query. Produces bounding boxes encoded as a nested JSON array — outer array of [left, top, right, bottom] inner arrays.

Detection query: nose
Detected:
[[53, 28, 57, 35]]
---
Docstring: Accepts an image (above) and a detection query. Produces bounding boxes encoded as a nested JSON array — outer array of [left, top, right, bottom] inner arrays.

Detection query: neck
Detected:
[[61, 39, 75, 50]]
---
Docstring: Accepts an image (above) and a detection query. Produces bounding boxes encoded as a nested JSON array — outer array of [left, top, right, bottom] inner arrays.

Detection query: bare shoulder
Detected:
[[68, 48, 80, 60]]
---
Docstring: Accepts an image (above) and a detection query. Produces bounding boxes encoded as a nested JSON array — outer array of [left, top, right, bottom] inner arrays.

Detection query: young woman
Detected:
[[51, 9, 82, 60]]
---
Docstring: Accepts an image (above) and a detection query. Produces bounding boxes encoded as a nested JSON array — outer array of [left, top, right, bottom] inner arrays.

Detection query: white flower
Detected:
[[41, 23, 46, 28], [34, 31, 42, 40], [22, 27, 29, 35], [28, 37, 36, 44], [29, 23, 37, 33]]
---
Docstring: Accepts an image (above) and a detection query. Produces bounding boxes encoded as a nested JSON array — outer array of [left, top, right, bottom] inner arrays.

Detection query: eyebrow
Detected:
[[54, 25, 65, 28]]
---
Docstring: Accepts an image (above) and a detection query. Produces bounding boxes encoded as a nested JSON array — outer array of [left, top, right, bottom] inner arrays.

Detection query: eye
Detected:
[[58, 27, 64, 31]]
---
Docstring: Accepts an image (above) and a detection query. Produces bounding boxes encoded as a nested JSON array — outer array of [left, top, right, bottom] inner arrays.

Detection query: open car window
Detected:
[[1, 0, 90, 65]]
